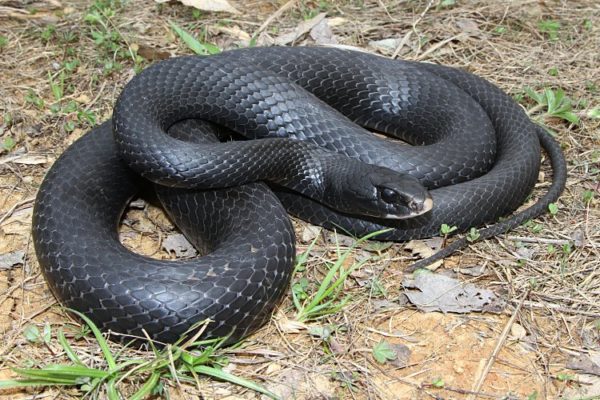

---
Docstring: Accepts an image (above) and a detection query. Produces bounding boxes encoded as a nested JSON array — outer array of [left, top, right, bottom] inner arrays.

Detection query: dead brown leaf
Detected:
[[155, 0, 239, 14]]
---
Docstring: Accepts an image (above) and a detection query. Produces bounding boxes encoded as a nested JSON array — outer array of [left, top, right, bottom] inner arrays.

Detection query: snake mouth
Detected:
[[383, 196, 434, 220]]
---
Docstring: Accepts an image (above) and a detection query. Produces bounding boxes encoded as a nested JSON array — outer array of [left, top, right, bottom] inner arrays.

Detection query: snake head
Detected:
[[329, 165, 433, 219]]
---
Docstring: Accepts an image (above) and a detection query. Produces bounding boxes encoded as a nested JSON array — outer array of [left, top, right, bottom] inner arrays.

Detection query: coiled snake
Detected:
[[32, 47, 566, 344]]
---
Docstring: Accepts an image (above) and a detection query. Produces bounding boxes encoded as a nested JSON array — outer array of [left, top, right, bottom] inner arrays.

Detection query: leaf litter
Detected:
[[402, 270, 506, 313]]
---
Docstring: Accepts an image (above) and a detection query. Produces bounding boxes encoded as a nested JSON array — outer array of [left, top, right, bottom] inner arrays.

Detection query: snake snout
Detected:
[[356, 168, 433, 220], [405, 193, 434, 216]]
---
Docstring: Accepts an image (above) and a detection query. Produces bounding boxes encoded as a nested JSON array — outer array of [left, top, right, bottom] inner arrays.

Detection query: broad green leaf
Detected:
[[557, 111, 579, 125], [432, 377, 445, 387], [372, 340, 397, 364], [42, 322, 52, 343], [2, 136, 16, 151], [23, 325, 40, 343], [524, 87, 545, 105], [545, 88, 557, 113], [169, 22, 220, 55], [587, 107, 600, 119]]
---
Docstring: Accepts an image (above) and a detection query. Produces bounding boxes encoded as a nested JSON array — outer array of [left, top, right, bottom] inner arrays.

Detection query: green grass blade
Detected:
[[0, 379, 76, 388], [58, 327, 83, 365], [318, 259, 367, 301], [193, 366, 278, 399], [106, 378, 120, 400], [66, 309, 116, 370], [14, 365, 109, 379], [299, 229, 390, 319], [295, 234, 319, 267], [129, 372, 160, 400], [170, 22, 220, 55]]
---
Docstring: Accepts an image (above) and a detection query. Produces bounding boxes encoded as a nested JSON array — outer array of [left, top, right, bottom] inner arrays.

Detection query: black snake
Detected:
[[32, 47, 566, 344]]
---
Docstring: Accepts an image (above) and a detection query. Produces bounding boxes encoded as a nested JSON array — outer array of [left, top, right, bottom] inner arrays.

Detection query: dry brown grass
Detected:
[[0, 0, 599, 399]]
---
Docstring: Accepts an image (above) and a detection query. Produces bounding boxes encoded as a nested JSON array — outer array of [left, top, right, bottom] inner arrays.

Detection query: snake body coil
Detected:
[[32, 47, 566, 343]]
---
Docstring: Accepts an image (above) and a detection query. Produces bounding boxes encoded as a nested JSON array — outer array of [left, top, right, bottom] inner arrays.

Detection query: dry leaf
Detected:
[[369, 38, 402, 52], [457, 265, 487, 276], [0, 153, 54, 165], [329, 338, 345, 354], [404, 238, 443, 270], [1, 207, 33, 236], [455, 18, 482, 37], [155, 0, 239, 14], [567, 353, 600, 376], [265, 363, 282, 375], [372, 299, 398, 311], [516, 245, 536, 260], [510, 323, 527, 340], [402, 271, 505, 313], [275, 13, 326, 45], [561, 375, 600, 399], [0, 250, 25, 270], [211, 25, 251, 41], [162, 233, 197, 258], [301, 225, 321, 243], [136, 44, 171, 61], [265, 370, 306, 400], [310, 18, 337, 45], [327, 17, 347, 27], [390, 343, 412, 368], [571, 229, 585, 247], [277, 317, 308, 333]]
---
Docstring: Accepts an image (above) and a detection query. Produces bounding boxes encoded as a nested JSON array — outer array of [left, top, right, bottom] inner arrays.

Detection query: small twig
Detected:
[[376, 0, 397, 22], [469, 290, 530, 398], [391, 30, 413, 59], [253, 0, 297, 38], [507, 235, 579, 246], [515, 299, 600, 318], [416, 33, 465, 61], [0, 196, 34, 225]]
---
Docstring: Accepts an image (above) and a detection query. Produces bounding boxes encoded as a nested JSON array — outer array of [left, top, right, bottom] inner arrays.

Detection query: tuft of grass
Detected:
[[292, 230, 390, 323], [2, 137, 16, 152], [538, 19, 561, 41], [524, 87, 580, 126], [0, 309, 277, 399], [84, 0, 139, 75], [431, 377, 445, 388], [48, 71, 65, 102], [298, 0, 332, 20]]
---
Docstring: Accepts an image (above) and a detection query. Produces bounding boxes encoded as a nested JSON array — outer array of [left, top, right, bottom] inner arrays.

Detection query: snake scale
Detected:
[[32, 47, 566, 344]]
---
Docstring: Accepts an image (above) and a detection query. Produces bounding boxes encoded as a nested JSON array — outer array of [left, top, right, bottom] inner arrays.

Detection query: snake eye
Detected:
[[380, 187, 401, 204]]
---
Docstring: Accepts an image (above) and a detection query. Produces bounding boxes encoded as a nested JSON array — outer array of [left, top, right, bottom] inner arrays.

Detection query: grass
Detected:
[[292, 229, 390, 323], [0, 310, 277, 399], [525, 86, 580, 127], [170, 22, 221, 55]]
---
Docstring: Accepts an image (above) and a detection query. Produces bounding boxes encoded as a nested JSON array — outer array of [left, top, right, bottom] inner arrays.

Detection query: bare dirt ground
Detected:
[[0, 0, 599, 399]]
